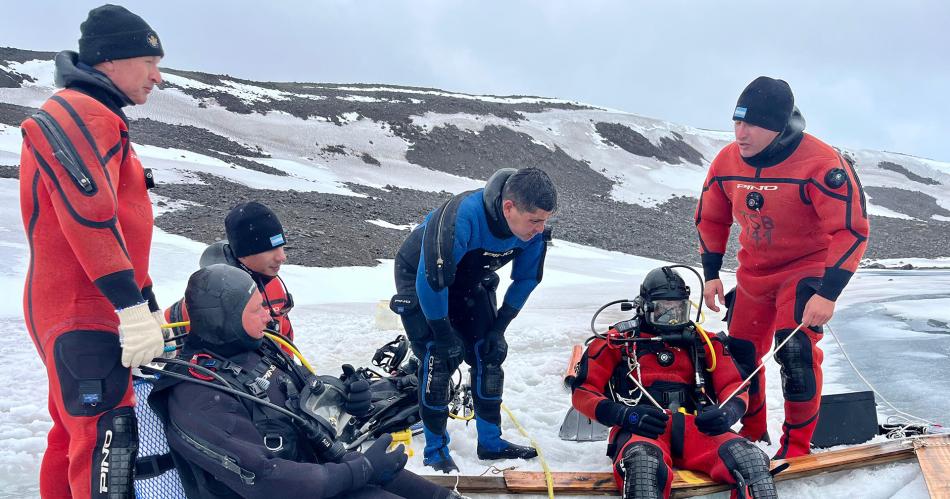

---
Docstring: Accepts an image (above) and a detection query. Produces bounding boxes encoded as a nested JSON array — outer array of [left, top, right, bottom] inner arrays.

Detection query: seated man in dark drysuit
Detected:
[[148, 264, 459, 499]]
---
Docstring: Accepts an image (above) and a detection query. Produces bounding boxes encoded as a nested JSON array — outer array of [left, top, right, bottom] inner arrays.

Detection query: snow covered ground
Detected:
[[0, 175, 946, 497]]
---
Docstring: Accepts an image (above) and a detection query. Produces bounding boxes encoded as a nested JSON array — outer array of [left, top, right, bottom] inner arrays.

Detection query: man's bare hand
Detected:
[[703, 279, 726, 312], [801, 294, 836, 326]]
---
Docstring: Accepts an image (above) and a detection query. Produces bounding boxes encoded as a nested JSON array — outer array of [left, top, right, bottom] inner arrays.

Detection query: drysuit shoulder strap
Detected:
[[422, 190, 476, 291], [27, 109, 98, 194]]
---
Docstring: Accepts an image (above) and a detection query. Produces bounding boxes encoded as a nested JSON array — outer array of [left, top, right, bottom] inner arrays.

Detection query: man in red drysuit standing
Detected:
[[19, 5, 167, 497], [695, 76, 870, 458]]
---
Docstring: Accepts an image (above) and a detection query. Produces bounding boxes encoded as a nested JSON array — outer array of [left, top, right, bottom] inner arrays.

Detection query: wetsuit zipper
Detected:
[[32, 111, 95, 194], [436, 202, 449, 289]]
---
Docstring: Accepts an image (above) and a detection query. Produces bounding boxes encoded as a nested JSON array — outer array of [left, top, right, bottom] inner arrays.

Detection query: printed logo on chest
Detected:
[[483, 249, 514, 258], [736, 183, 779, 191]]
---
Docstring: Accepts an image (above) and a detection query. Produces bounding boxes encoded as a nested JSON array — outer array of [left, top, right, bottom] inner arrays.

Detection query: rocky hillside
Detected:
[[2, 46, 949, 268]]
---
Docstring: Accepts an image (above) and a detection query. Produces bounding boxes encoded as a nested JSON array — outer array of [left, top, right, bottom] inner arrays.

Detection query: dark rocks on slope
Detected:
[[406, 123, 612, 195], [0, 47, 57, 64], [0, 68, 29, 88], [159, 67, 593, 129], [130, 118, 286, 176], [878, 161, 941, 186], [153, 173, 449, 268], [864, 186, 950, 220], [0, 102, 37, 126], [3, 47, 946, 266], [862, 216, 950, 260], [360, 153, 381, 166], [132, 118, 268, 157], [595, 122, 704, 166], [0, 165, 18, 179], [0, 47, 55, 89]]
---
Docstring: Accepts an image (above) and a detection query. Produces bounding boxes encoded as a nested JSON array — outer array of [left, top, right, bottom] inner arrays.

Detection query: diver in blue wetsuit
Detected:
[[390, 167, 557, 473]]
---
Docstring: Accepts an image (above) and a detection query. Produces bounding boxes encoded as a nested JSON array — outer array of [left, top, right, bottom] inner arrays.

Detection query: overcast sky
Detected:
[[3, 0, 947, 162]]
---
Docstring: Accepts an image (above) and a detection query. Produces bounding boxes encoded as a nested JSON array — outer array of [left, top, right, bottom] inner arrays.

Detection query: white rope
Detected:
[[719, 323, 806, 407], [825, 324, 940, 428], [452, 475, 473, 499]]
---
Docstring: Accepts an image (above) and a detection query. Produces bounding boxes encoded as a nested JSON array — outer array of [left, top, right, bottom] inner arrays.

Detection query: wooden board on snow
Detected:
[[914, 434, 950, 499], [423, 434, 949, 496]]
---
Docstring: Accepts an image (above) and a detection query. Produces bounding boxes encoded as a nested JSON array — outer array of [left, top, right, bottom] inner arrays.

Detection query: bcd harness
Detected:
[[141, 339, 345, 485], [608, 321, 718, 416]]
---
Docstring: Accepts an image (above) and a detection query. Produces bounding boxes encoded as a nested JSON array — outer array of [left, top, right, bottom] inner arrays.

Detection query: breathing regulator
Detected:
[[588, 265, 707, 350]]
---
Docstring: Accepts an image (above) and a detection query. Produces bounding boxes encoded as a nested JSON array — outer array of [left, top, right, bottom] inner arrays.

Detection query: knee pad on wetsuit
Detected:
[[472, 361, 504, 400], [774, 329, 817, 402], [718, 439, 777, 499], [53, 330, 131, 416], [616, 442, 666, 499], [422, 352, 455, 408], [93, 406, 138, 499]]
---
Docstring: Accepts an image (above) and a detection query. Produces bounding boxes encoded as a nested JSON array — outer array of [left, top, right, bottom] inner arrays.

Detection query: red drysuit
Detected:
[[695, 133, 869, 457]]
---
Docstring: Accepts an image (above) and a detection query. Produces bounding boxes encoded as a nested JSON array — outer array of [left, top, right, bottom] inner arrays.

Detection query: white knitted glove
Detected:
[[117, 303, 165, 368]]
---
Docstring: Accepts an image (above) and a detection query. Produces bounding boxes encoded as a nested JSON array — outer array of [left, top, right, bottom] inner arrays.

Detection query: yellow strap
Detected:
[[448, 411, 474, 421], [161, 321, 189, 329], [264, 333, 315, 374], [694, 324, 717, 372], [501, 403, 554, 499]]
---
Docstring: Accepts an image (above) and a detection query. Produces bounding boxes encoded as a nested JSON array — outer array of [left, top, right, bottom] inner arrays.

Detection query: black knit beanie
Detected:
[[225, 202, 286, 258], [733, 76, 794, 132], [79, 4, 164, 66]]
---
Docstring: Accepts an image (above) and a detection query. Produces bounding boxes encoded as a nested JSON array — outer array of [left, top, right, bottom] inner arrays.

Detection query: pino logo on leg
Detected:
[[99, 430, 113, 493]]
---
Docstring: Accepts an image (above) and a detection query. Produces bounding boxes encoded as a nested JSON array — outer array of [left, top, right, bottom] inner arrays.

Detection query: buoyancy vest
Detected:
[[607, 326, 718, 414], [144, 339, 339, 497]]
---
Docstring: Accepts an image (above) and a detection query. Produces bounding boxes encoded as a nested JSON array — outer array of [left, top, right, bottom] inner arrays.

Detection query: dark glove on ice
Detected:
[[695, 399, 745, 436]]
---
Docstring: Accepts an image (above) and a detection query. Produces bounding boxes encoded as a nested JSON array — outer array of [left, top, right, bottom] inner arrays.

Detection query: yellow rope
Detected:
[[161, 321, 190, 329], [694, 323, 717, 372], [448, 411, 474, 421], [264, 332, 315, 374], [501, 403, 554, 499]]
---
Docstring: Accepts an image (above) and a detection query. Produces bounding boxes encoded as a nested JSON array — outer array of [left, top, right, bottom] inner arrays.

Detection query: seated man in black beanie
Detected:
[[149, 264, 459, 499], [165, 201, 295, 344]]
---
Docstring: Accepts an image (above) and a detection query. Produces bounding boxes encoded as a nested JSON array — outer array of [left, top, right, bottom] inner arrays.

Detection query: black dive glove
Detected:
[[599, 401, 669, 439], [695, 399, 745, 436], [481, 304, 518, 365], [358, 433, 408, 485], [428, 318, 464, 363], [342, 364, 373, 418]]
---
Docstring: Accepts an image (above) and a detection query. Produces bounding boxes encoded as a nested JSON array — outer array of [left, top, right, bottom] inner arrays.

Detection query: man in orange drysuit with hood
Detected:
[[695, 76, 870, 458], [18, 5, 167, 497]]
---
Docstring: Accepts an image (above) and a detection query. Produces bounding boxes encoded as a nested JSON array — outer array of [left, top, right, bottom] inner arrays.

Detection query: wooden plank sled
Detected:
[[915, 435, 950, 499], [423, 434, 950, 496]]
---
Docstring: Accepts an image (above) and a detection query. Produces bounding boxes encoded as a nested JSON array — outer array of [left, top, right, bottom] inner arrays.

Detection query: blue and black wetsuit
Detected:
[[391, 171, 547, 439]]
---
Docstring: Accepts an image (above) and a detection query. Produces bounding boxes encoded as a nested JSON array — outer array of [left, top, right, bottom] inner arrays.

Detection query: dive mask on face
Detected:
[[646, 299, 690, 328]]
